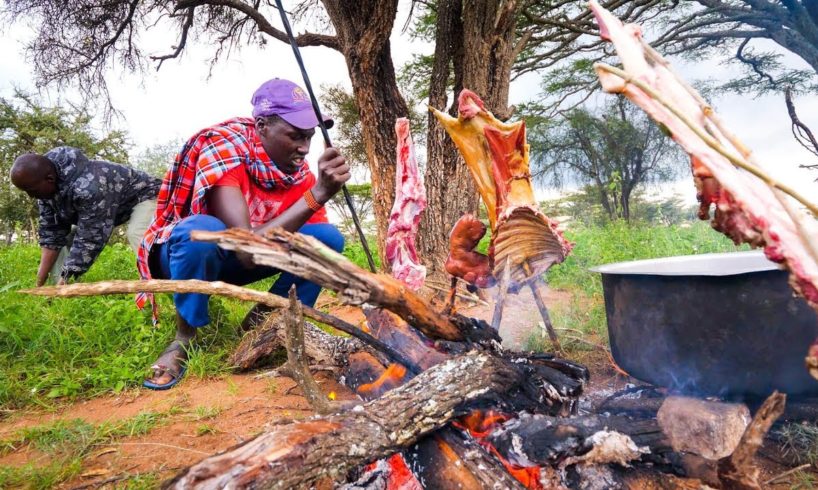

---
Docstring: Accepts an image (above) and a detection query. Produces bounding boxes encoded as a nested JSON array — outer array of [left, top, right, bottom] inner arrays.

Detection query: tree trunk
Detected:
[[418, 0, 479, 279], [321, 0, 409, 270], [418, 0, 523, 279]]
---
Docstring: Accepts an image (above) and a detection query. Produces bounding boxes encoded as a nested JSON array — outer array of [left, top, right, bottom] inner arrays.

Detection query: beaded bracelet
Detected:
[[303, 189, 323, 212]]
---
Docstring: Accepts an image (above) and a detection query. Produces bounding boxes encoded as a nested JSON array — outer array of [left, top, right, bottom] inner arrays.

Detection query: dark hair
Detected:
[[256, 114, 284, 127]]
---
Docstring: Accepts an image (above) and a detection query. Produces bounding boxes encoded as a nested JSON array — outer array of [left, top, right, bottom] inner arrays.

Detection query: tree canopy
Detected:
[[530, 96, 685, 221]]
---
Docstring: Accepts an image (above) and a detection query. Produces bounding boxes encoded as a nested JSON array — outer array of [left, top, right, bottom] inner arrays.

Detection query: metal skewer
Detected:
[[274, 0, 377, 273]]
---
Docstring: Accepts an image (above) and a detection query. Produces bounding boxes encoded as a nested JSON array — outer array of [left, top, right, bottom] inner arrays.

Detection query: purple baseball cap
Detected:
[[251, 78, 334, 130]]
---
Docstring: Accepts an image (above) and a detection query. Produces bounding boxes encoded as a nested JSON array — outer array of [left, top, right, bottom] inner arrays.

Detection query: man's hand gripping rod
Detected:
[[274, 0, 377, 273]]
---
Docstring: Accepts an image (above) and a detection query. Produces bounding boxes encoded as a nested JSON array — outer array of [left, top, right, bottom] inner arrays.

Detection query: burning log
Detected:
[[345, 352, 526, 489], [386, 118, 427, 290], [230, 309, 383, 371], [485, 413, 664, 468], [166, 352, 546, 489], [362, 308, 451, 372], [191, 228, 500, 344], [406, 429, 527, 490]]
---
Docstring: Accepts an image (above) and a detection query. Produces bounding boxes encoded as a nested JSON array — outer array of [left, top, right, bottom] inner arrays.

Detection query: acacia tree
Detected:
[[530, 96, 684, 221], [3, 0, 408, 265]]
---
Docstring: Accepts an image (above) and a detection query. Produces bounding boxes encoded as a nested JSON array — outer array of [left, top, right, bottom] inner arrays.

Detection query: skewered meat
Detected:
[[386, 118, 427, 291], [589, 0, 818, 309], [432, 91, 572, 289]]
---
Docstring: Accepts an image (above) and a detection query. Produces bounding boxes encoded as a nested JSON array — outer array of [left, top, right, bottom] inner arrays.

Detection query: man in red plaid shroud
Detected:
[[137, 78, 350, 390]]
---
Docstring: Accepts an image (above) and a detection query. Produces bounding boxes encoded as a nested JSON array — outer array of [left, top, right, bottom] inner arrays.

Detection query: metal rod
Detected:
[[274, 0, 377, 273]]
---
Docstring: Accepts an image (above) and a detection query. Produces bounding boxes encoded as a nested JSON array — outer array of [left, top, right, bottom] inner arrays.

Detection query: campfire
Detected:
[[22, 2, 818, 489]]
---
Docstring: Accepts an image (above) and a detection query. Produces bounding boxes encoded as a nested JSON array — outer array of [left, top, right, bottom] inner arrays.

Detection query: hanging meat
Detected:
[[432, 91, 572, 290], [385, 118, 427, 291], [589, 0, 818, 374]]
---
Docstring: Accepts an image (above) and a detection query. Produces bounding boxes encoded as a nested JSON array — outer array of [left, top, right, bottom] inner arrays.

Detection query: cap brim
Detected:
[[279, 109, 334, 130]]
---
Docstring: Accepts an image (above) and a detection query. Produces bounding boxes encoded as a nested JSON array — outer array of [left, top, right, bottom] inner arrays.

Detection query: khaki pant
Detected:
[[49, 199, 157, 282]]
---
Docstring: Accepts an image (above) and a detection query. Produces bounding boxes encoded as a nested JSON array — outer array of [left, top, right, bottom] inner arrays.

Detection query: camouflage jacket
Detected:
[[38, 147, 161, 280]]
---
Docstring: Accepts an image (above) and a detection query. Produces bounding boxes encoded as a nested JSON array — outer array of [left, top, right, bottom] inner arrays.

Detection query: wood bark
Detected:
[[717, 391, 787, 490], [418, 0, 524, 280], [230, 310, 378, 371], [342, 332, 525, 489], [165, 352, 527, 489], [278, 286, 334, 414], [191, 228, 499, 343], [405, 428, 526, 490], [321, 0, 408, 268], [487, 413, 670, 467]]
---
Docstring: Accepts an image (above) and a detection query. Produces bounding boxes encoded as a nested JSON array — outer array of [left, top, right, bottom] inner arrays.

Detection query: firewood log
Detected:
[[165, 352, 542, 489]]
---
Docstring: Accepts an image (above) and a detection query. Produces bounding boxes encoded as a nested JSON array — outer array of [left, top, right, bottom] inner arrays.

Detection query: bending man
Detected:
[[10, 147, 160, 286], [137, 78, 350, 390]]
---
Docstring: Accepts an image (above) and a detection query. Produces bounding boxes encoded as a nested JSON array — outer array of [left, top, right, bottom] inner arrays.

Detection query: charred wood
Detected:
[[405, 428, 526, 490], [486, 413, 668, 467], [230, 311, 382, 371], [165, 353, 534, 489]]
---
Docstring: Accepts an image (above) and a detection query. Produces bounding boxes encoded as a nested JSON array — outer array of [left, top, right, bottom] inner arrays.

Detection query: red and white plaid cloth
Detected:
[[135, 117, 309, 318]]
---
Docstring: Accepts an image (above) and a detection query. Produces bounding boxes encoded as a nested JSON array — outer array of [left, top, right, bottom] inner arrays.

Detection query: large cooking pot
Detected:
[[592, 250, 818, 397]]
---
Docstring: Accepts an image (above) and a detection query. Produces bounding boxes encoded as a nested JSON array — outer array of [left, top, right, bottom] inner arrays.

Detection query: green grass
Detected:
[[0, 244, 247, 410], [777, 422, 818, 466], [0, 410, 170, 488], [0, 222, 749, 408], [526, 220, 749, 352]]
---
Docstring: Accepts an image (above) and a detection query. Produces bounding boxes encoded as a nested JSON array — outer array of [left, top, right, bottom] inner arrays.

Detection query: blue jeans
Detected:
[[156, 215, 344, 327]]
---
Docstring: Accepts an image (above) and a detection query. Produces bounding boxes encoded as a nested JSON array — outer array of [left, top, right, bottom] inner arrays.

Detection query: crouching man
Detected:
[[10, 147, 160, 286], [137, 78, 350, 390]]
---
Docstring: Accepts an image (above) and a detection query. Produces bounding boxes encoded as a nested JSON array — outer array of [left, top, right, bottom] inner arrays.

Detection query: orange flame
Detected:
[[454, 410, 544, 490], [357, 363, 407, 397]]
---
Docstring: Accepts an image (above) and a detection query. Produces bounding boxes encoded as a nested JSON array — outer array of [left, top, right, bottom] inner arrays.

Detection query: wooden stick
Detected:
[[443, 276, 458, 315], [165, 352, 527, 489], [280, 286, 334, 414], [523, 261, 561, 352], [21, 279, 420, 373], [491, 258, 511, 331], [763, 463, 812, 485], [192, 228, 496, 342], [717, 391, 787, 490]]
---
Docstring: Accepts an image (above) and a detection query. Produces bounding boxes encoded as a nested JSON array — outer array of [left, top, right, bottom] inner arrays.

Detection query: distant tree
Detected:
[[326, 182, 374, 241], [530, 96, 685, 221], [133, 140, 182, 178], [0, 92, 130, 242]]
